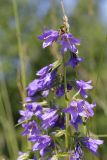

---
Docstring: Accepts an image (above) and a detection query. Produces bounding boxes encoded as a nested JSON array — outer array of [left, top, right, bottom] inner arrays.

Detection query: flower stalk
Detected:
[[63, 54, 69, 152]]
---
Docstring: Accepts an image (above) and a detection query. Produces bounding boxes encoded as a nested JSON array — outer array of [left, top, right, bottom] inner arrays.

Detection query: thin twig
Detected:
[[12, 0, 26, 100], [61, 0, 70, 32], [61, 0, 66, 17]]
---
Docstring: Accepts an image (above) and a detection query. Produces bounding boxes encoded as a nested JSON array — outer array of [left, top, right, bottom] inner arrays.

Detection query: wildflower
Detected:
[[38, 30, 59, 48], [54, 114, 65, 129], [22, 120, 40, 136], [27, 70, 57, 97], [66, 53, 84, 68], [25, 95, 39, 103], [26, 102, 42, 118], [27, 79, 42, 96], [18, 109, 33, 123], [76, 80, 93, 98], [63, 100, 96, 124], [56, 84, 72, 97], [59, 33, 80, 54], [79, 101, 96, 118], [41, 108, 58, 129], [42, 70, 57, 88], [70, 116, 82, 130], [36, 64, 53, 78], [18, 102, 42, 124], [63, 100, 82, 123], [29, 135, 52, 156], [70, 143, 84, 160], [81, 137, 103, 155]]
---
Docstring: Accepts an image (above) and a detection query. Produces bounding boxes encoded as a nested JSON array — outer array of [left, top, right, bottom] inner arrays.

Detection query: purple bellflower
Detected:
[[54, 114, 65, 129], [24, 95, 39, 103], [70, 143, 84, 160], [41, 108, 58, 129], [66, 53, 84, 68], [38, 30, 59, 48], [70, 116, 82, 130], [79, 100, 96, 118], [59, 33, 80, 54], [18, 109, 33, 123], [27, 63, 54, 96], [26, 102, 42, 118], [81, 137, 103, 155], [56, 84, 72, 97], [36, 64, 53, 78], [27, 79, 42, 97], [27, 69, 57, 97], [63, 100, 96, 126], [18, 102, 42, 124], [76, 80, 93, 98], [22, 120, 40, 136], [29, 135, 52, 156]]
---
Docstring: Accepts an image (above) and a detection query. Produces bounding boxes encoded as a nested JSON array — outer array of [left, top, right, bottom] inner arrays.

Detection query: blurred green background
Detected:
[[0, 0, 107, 159]]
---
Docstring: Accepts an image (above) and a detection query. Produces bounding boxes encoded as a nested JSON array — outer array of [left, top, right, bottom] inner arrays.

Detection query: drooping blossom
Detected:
[[27, 63, 56, 97], [38, 30, 59, 48], [18, 109, 33, 123], [66, 53, 84, 68], [81, 137, 103, 155], [36, 64, 53, 78], [27, 69, 57, 97], [24, 95, 39, 103], [29, 135, 52, 156], [22, 120, 40, 136], [26, 102, 43, 118], [54, 114, 65, 129], [41, 108, 58, 129], [70, 116, 82, 130], [18, 102, 43, 124], [76, 80, 93, 98], [70, 143, 84, 160], [56, 84, 72, 97], [59, 33, 80, 54]]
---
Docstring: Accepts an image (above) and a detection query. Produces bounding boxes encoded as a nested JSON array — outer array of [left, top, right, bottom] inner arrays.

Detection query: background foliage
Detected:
[[0, 0, 107, 159]]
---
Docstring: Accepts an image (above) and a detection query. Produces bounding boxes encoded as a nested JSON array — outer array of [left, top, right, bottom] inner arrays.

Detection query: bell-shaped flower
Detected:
[[59, 33, 80, 54], [81, 137, 103, 155], [38, 30, 59, 48], [76, 80, 93, 98]]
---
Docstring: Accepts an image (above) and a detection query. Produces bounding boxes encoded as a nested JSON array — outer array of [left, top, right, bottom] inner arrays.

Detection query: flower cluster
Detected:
[[17, 17, 103, 160]]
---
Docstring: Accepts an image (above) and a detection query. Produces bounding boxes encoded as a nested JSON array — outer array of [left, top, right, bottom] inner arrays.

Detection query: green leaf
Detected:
[[55, 152, 68, 158], [52, 59, 62, 71], [55, 130, 65, 137]]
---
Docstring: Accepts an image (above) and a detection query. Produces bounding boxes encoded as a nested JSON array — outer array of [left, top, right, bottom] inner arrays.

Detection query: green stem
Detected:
[[63, 55, 69, 153], [83, 118, 87, 135], [12, 0, 26, 100]]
